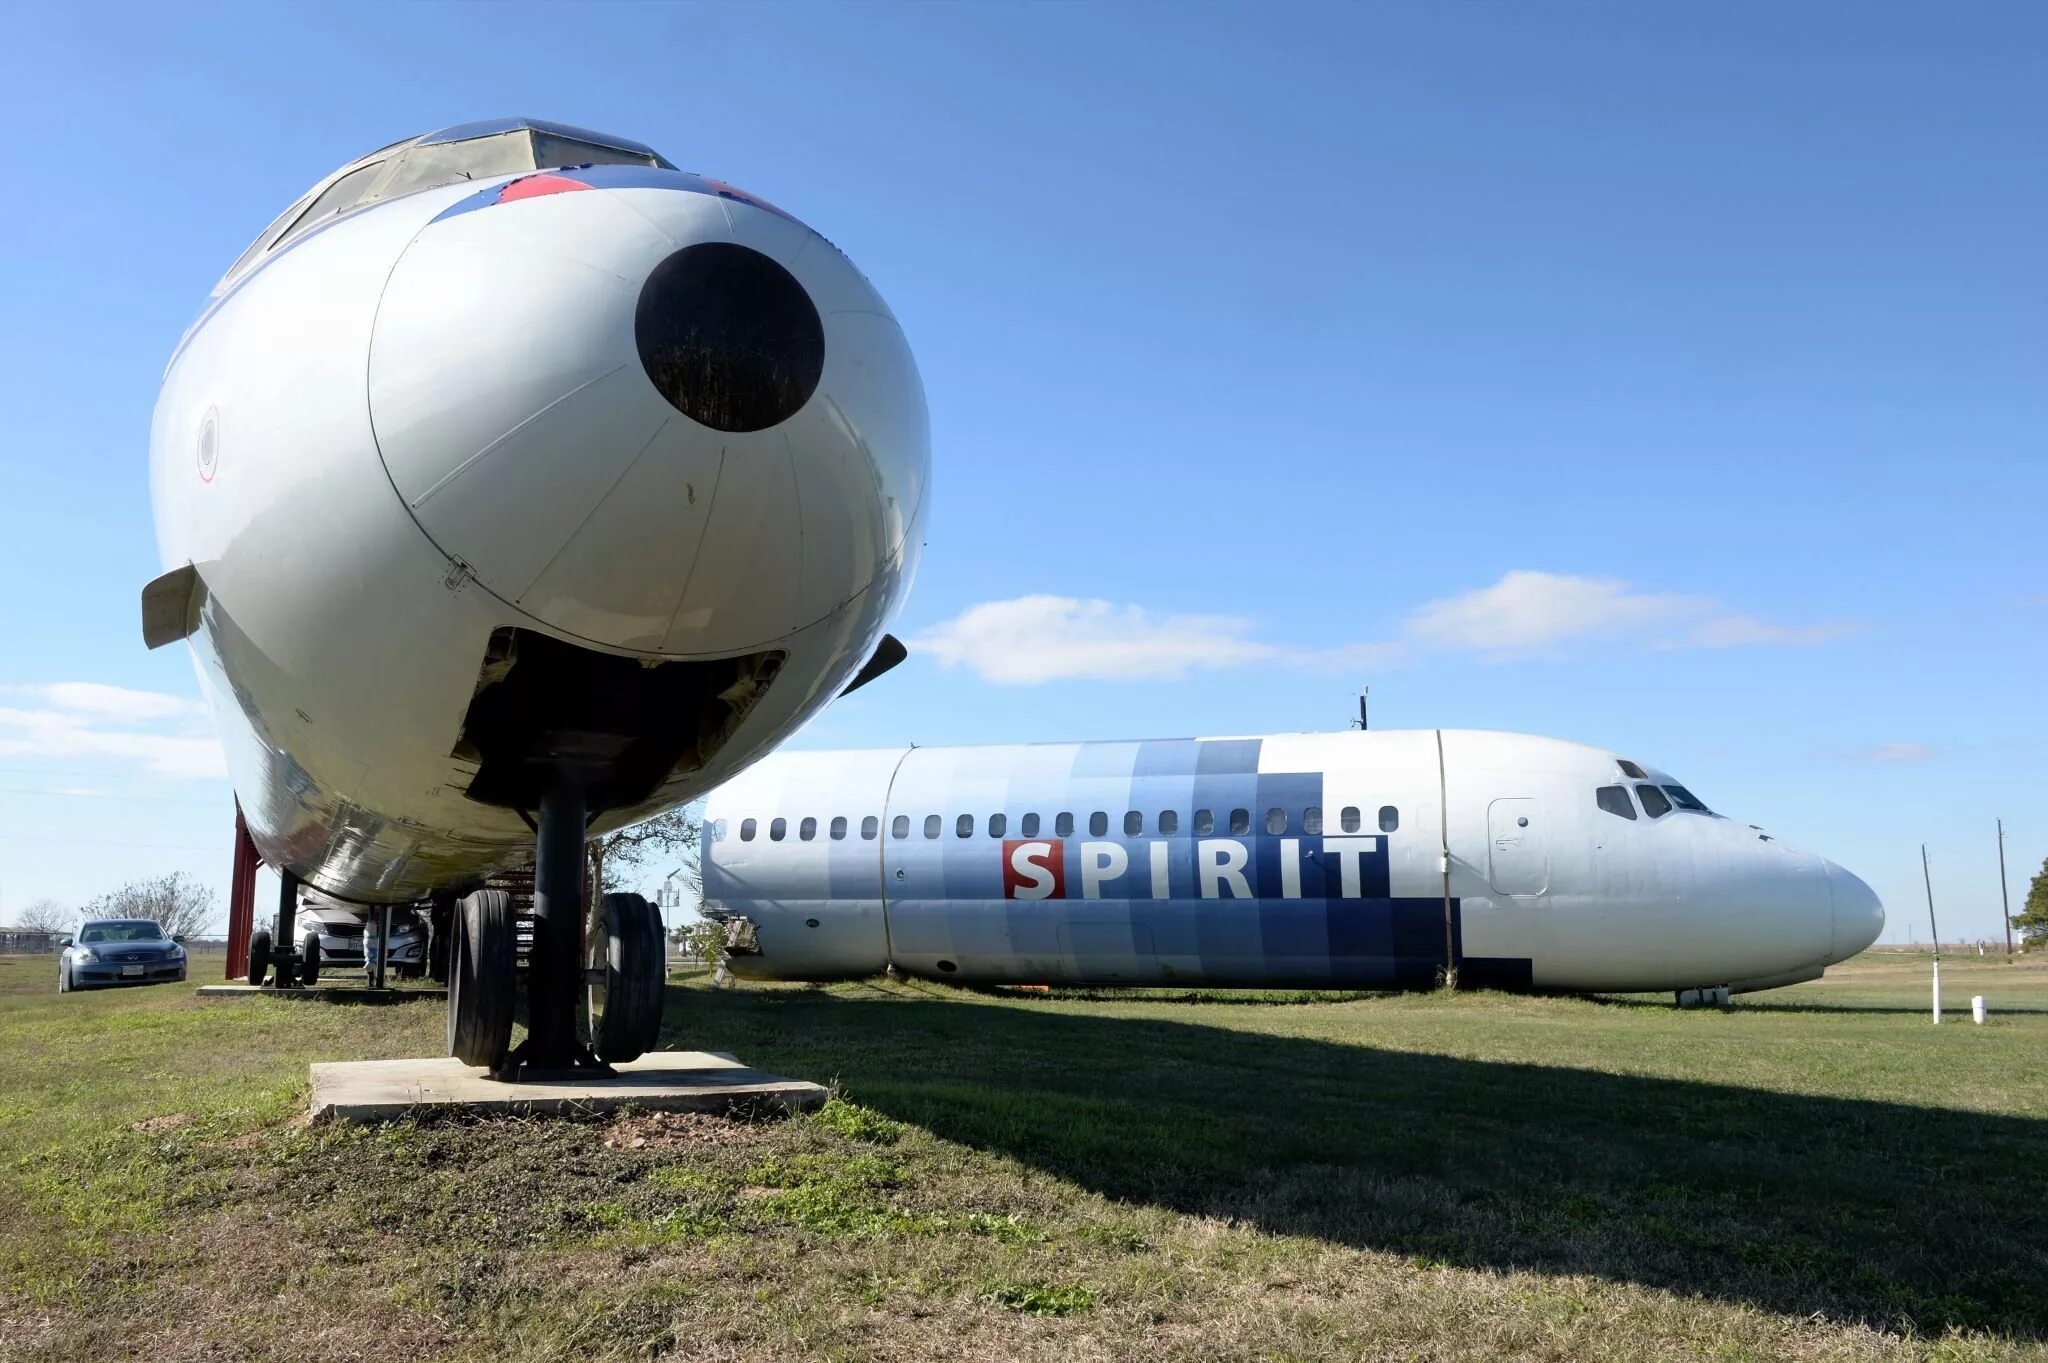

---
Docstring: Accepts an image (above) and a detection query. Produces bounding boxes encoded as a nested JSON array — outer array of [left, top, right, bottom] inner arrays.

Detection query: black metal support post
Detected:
[[275, 867, 298, 949], [493, 783, 609, 1081]]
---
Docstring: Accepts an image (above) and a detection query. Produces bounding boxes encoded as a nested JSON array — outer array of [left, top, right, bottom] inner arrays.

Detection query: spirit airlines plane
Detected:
[[701, 731, 1885, 1000], [146, 120, 927, 1076]]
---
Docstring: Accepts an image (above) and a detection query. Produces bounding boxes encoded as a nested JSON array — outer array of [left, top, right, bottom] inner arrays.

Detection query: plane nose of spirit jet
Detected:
[[1825, 859, 1885, 963]]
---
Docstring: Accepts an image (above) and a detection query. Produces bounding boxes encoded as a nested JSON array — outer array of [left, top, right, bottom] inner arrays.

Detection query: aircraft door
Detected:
[[1487, 798, 1548, 896]]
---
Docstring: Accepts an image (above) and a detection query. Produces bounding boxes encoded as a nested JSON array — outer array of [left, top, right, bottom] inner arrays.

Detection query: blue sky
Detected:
[[0, 3, 2040, 941]]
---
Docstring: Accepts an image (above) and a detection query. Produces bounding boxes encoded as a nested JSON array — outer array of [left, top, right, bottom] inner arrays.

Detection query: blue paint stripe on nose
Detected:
[[430, 164, 809, 229]]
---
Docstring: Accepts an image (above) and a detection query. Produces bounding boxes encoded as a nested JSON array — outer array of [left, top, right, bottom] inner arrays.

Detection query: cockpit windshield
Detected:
[[1662, 784, 1712, 814], [214, 118, 673, 296]]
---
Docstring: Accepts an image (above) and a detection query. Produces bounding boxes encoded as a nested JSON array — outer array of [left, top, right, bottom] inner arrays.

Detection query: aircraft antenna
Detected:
[[1354, 688, 1369, 731]]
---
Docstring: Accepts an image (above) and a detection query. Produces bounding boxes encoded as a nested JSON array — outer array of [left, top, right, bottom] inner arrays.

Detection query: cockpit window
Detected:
[[216, 120, 672, 295], [1616, 759, 1648, 779], [1595, 786, 1637, 820], [1635, 784, 1672, 818], [1662, 785, 1711, 814]]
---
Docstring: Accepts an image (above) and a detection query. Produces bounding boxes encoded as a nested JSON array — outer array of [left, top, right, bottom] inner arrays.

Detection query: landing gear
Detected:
[[247, 928, 272, 988], [441, 784, 667, 1081], [426, 891, 454, 985], [492, 786, 614, 1081], [448, 890, 516, 1066], [590, 892, 664, 1062]]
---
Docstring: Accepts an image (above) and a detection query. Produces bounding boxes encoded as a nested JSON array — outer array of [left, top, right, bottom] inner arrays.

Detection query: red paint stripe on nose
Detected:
[[498, 173, 595, 203]]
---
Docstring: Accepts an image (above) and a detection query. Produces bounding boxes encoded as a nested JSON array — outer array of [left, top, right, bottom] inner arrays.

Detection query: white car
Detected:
[[293, 899, 427, 982]]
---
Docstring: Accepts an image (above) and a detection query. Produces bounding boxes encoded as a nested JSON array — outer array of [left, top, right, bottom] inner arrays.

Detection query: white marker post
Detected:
[[1922, 844, 1941, 1025], [1972, 995, 1987, 1025]]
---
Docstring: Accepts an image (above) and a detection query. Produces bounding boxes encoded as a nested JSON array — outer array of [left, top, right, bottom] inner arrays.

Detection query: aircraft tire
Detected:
[[247, 929, 271, 988], [299, 934, 321, 986], [589, 893, 664, 1063], [447, 890, 515, 1068]]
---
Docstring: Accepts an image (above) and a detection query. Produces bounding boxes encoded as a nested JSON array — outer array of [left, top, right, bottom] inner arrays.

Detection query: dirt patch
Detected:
[[129, 1113, 193, 1135], [218, 1130, 268, 1152], [600, 1109, 776, 1152]]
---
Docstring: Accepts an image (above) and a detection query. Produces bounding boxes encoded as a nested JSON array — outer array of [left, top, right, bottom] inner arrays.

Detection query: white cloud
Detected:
[[1406, 571, 1853, 659], [915, 571, 1851, 685], [916, 595, 1280, 684], [1406, 571, 1696, 655], [1857, 742, 1936, 762], [0, 683, 223, 779], [9, 682, 206, 723]]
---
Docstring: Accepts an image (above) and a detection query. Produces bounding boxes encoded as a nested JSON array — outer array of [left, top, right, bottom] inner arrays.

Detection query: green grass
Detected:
[[0, 949, 2044, 1360]]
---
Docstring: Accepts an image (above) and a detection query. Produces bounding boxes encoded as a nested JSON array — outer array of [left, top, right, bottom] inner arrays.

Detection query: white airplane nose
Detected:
[[366, 173, 925, 657], [1825, 860, 1884, 962]]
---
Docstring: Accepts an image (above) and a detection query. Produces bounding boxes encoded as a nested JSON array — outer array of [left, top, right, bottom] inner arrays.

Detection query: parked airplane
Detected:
[[701, 730, 1885, 1000], [146, 119, 928, 1075]]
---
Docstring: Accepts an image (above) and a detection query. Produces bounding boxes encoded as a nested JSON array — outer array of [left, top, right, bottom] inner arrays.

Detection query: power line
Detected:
[[0, 786, 222, 806], [0, 832, 219, 852]]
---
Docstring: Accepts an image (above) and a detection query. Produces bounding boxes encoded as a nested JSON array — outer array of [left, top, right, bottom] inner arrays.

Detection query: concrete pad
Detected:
[[309, 1050, 828, 1124], [196, 983, 446, 1003]]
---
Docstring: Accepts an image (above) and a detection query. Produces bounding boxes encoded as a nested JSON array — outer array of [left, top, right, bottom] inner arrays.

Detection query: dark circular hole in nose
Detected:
[[635, 243, 824, 433]]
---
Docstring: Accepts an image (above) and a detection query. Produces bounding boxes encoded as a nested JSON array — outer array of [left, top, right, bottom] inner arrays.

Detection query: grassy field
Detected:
[[1, 950, 2044, 1362]]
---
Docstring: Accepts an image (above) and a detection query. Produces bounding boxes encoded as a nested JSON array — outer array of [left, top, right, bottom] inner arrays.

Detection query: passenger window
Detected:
[[799, 817, 817, 841], [861, 815, 879, 840], [1022, 813, 1041, 838], [1265, 807, 1287, 835], [829, 816, 847, 840], [1194, 809, 1214, 835], [1378, 806, 1399, 833], [1124, 810, 1143, 836], [1636, 784, 1672, 818], [1056, 812, 1075, 837], [1089, 811, 1108, 837], [1340, 806, 1361, 833], [1663, 785, 1710, 813], [1158, 810, 1179, 835], [1596, 786, 1637, 820], [1303, 806, 1322, 835], [891, 815, 909, 839], [770, 818, 788, 842], [923, 815, 942, 839], [1229, 808, 1251, 835], [741, 818, 758, 842], [956, 814, 974, 838], [989, 813, 1007, 838]]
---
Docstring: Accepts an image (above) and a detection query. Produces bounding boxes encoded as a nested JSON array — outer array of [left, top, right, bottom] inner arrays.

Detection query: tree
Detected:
[[2015, 855, 2048, 951], [12, 898, 71, 934], [587, 807, 701, 897], [83, 872, 214, 940], [679, 917, 728, 968]]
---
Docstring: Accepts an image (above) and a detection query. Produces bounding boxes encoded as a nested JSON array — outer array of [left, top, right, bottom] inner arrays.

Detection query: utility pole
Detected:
[[1997, 818, 2013, 958], [1922, 843, 1941, 1024]]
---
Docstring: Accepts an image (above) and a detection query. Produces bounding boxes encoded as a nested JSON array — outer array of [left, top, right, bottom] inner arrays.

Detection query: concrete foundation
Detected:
[[309, 1050, 828, 1124], [196, 983, 447, 1003]]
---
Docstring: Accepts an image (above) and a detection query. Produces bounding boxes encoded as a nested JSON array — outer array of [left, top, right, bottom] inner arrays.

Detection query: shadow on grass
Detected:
[[1590, 995, 2048, 1017], [664, 983, 2048, 1338]]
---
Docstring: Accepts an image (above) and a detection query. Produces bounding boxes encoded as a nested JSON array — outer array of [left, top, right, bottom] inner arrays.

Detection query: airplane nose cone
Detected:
[[368, 172, 926, 656], [1826, 860, 1884, 962]]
